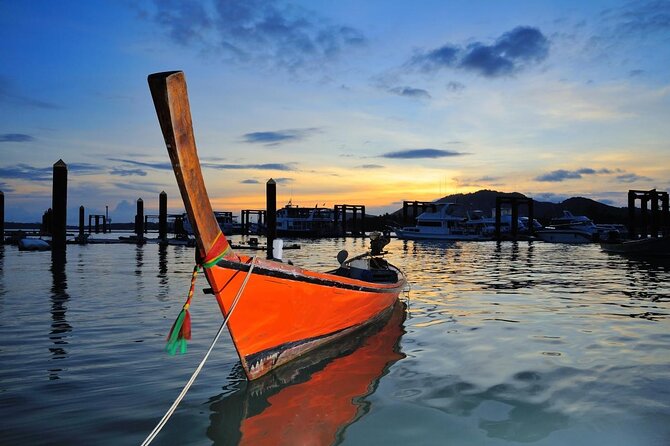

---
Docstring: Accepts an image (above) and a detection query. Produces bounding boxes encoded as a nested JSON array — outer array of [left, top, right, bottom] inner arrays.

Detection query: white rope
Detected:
[[141, 256, 257, 446]]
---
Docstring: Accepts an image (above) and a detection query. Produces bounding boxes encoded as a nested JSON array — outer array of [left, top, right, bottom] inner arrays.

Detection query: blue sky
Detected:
[[1, 0, 669, 223]]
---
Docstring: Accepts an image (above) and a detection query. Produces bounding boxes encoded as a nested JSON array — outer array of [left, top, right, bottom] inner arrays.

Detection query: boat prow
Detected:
[[148, 71, 406, 380]]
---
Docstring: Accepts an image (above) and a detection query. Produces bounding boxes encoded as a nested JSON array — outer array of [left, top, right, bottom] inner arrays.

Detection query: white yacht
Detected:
[[535, 211, 598, 244], [395, 203, 487, 241], [276, 203, 336, 237]]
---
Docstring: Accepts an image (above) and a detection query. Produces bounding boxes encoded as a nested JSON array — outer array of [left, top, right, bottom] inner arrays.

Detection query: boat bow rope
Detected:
[[166, 231, 235, 355]]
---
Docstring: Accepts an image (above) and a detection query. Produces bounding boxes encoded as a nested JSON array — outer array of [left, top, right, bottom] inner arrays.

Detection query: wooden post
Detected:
[[495, 197, 502, 240], [402, 202, 408, 226], [266, 179, 276, 259], [641, 196, 649, 238], [94, 215, 100, 233], [78, 206, 84, 240], [628, 190, 636, 238], [527, 199, 535, 236], [511, 198, 519, 239], [52, 160, 68, 251], [159, 191, 168, 241], [662, 193, 670, 237], [650, 190, 659, 238], [362, 205, 366, 237], [0, 191, 4, 243], [352, 206, 358, 236], [136, 198, 144, 241]]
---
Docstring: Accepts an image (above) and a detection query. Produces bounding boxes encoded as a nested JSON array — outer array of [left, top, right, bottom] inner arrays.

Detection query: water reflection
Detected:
[[157, 244, 169, 301], [208, 302, 407, 445], [49, 250, 71, 380]]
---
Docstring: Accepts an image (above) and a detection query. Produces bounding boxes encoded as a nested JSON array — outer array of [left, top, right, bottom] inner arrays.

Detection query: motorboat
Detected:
[[276, 203, 336, 237], [395, 203, 488, 241], [535, 211, 599, 244]]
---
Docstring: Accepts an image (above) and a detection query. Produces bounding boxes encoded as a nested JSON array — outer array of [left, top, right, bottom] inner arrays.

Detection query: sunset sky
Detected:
[[1, 1, 669, 223]]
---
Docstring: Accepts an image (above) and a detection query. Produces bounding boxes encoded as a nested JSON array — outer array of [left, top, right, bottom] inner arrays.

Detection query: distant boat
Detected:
[[600, 236, 670, 256], [395, 203, 489, 241], [535, 211, 599, 244], [276, 203, 337, 237]]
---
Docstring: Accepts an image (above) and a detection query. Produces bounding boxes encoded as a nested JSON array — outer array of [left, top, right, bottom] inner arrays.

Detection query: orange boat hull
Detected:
[[205, 255, 405, 380]]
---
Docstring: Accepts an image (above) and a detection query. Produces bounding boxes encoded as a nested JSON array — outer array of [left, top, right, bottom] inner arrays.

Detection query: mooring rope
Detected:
[[141, 256, 257, 446]]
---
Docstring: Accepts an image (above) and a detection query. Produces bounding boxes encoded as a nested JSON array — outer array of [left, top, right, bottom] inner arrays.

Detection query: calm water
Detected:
[[0, 236, 669, 445]]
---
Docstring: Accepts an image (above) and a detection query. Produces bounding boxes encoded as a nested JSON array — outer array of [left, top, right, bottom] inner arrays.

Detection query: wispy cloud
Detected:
[[0, 181, 15, 193], [202, 162, 296, 171], [602, 1, 670, 36], [142, 0, 366, 71], [388, 86, 431, 99], [107, 157, 173, 170], [0, 163, 103, 181], [242, 128, 319, 146], [273, 177, 294, 184], [381, 148, 468, 159], [357, 164, 385, 169], [241, 179, 260, 184], [408, 26, 550, 77], [446, 81, 466, 92], [110, 167, 148, 177], [0, 133, 34, 143], [616, 173, 652, 183]]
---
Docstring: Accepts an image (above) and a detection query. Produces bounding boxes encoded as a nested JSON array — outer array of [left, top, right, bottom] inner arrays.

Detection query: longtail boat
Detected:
[[148, 71, 406, 380]]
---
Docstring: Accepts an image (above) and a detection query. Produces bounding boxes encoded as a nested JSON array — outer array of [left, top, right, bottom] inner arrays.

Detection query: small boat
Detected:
[[148, 71, 406, 380], [17, 238, 51, 251], [395, 202, 488, 241], [535, 211, 598, 244], [600, 236, 670, 256]]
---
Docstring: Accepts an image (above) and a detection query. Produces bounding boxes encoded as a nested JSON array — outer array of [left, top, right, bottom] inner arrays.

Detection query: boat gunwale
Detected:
[[213, 256, 406, 294]]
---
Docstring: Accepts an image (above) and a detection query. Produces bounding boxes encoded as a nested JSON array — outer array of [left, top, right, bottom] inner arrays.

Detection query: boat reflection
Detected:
[[208, 301, 407, 445]]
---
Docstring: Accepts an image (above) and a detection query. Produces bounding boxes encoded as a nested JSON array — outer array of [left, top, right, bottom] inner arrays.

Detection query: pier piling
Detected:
[[135, 198, 144, 242], [52, 160, 68, 251], [159, 191, 167, 241], [266, 179, 276, 260], [78, 206, 85, 241]]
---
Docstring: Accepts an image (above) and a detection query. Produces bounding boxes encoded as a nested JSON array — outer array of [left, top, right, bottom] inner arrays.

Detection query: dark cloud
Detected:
[[446, 81, 466, 92], [381, 149, 467, 159], [535, 167, 617, 182], [409, 26, 549, 77], [241, 179, 260, 184], [0, 76, 60, 109], [242, 128, 319, 145], [0, 133, 34, 143], [629, 69, 645, 77], [110, 167, 148, 177], [202, 162, 296, 171], [0, 163, 103, 181], [535, 169, 586, 182], [107, 157, 173, 170], [143, 0, 366, 71], [388, 86, 431, 99], [358, 164, 385, 169]]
